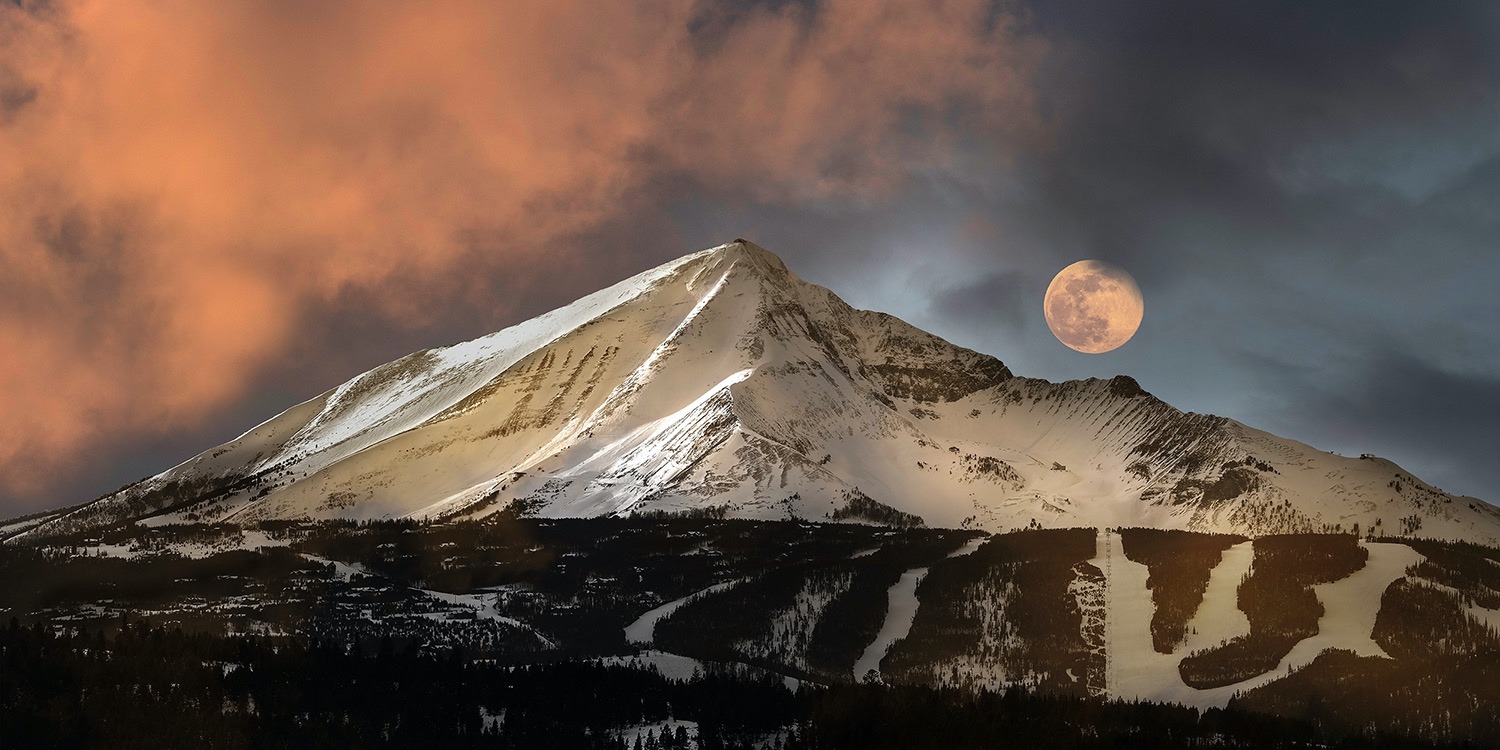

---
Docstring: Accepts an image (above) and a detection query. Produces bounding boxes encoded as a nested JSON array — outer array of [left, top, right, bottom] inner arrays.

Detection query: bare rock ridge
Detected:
[[10, 240, 1500, 544]]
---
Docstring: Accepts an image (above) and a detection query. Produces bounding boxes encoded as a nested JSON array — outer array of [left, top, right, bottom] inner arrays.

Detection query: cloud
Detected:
[[1259, 352, 1500, 503], [0, 0, 1041, 510], [930, 270, 1030, 333], [1012, 0, 1500, 276]]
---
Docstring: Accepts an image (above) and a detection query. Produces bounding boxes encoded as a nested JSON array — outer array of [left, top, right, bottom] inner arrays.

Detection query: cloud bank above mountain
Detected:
[[0, 0, 1039, 508], [2, 1, 1497, 515]]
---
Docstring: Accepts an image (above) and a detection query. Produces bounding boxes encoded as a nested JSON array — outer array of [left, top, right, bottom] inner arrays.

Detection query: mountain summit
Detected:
[[15, 241, 1500, 543]]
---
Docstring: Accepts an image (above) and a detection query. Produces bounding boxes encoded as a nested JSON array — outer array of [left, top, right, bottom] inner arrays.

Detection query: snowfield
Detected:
[[854, 567, 928, 681], [1098, 537, 1423, 708], [1179, 540, 1254, 655], [856, 535, 988, 681]]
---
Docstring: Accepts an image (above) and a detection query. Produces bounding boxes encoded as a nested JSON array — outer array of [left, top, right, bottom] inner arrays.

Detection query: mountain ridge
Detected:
[[8, 240, 1499, 544]]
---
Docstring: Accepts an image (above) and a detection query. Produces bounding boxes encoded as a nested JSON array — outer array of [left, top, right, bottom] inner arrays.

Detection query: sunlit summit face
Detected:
[[1044, 260, 1144, 354]]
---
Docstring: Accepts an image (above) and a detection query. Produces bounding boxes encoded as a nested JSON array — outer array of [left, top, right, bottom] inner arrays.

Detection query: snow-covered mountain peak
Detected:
[[16, 241, 1500, 545], [703, 238, 790, 274]]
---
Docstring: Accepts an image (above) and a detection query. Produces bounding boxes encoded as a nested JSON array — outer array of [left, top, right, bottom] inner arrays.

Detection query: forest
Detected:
[[3, 619, 1479, 750], [4, 519, 1500, 746]]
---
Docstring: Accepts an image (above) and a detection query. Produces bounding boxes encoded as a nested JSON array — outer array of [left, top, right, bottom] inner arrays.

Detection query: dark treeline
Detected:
[[1, 618, 792, 749], [0, 518, 976, 660], [883, 528, 1102, 694], [1400, 538, 1500, 609], [291, 517, 968, 656], [7, 619, 1479, 749], [652, 533, 963, 681]]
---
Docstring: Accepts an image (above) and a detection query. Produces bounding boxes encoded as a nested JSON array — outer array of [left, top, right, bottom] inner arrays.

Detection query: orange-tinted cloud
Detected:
[[0, 0, 1040, 506]]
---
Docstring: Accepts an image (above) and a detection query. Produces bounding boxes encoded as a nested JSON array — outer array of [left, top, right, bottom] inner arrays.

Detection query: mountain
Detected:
[[6, 246, 1500, 745], [10, 240, 1500, 544]]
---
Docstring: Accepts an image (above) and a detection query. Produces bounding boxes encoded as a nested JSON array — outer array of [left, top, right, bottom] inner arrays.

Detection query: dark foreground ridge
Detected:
[[3, 517, 1499, 746], [2, 620, 1473, 750]]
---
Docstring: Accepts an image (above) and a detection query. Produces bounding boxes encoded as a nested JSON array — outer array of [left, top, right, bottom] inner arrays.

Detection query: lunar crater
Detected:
[[1044, 260, 1143, 354]]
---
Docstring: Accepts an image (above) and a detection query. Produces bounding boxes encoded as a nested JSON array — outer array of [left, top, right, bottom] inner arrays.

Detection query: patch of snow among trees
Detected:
[[625, 579, 746, 646], [1099, 538, 1422, 708], [853, 567, 928, 681]]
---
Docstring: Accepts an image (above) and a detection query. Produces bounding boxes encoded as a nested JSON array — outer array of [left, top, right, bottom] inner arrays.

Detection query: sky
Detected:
[[2, 0, 1498, 517]]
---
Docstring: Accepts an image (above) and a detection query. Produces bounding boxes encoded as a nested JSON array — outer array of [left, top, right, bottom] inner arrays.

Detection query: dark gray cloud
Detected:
[[1256, 351, 1500, 502], [1015, 0, 1500, 272], [929, 271, 1030, 334]]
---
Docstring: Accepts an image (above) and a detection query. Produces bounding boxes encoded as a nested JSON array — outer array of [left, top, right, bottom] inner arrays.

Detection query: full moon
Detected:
[[1043, 260, 1144, 354]]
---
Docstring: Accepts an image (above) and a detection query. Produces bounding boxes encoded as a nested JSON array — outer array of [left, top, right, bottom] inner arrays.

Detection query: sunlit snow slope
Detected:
[[18, 241, 1500, 544]]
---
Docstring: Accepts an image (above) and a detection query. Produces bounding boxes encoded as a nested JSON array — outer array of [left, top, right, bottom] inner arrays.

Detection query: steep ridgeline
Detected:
[[11, 241, 1500, 544]]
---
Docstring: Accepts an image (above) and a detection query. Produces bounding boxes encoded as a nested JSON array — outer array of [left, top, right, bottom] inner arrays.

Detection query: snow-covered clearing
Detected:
[[598, 650, 803, 690], [0, 513, 57, 540], [1095, 528, 1193, 704], [295, 553, 555, 646], [853, 536, 989, 681], [613, 719, 699, 749], [71, 529, 288, 561], [418, 588, 556, 648], [625, 579, 745, 646], [853, 567, 927, 680], [299, 554, 370, 582], [946, 536, 989, 558], [85, 543, 138, 559], [1466, 603, 1500, 631], [1179, 541, 1253, 655], [598, 650, 707, 681], [1098, 537, 1422, 708], [1282, 542, 1423, 661]]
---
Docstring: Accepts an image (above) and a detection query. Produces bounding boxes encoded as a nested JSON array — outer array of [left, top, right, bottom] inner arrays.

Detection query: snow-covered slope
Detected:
[[18, 241, 1500, 544]]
